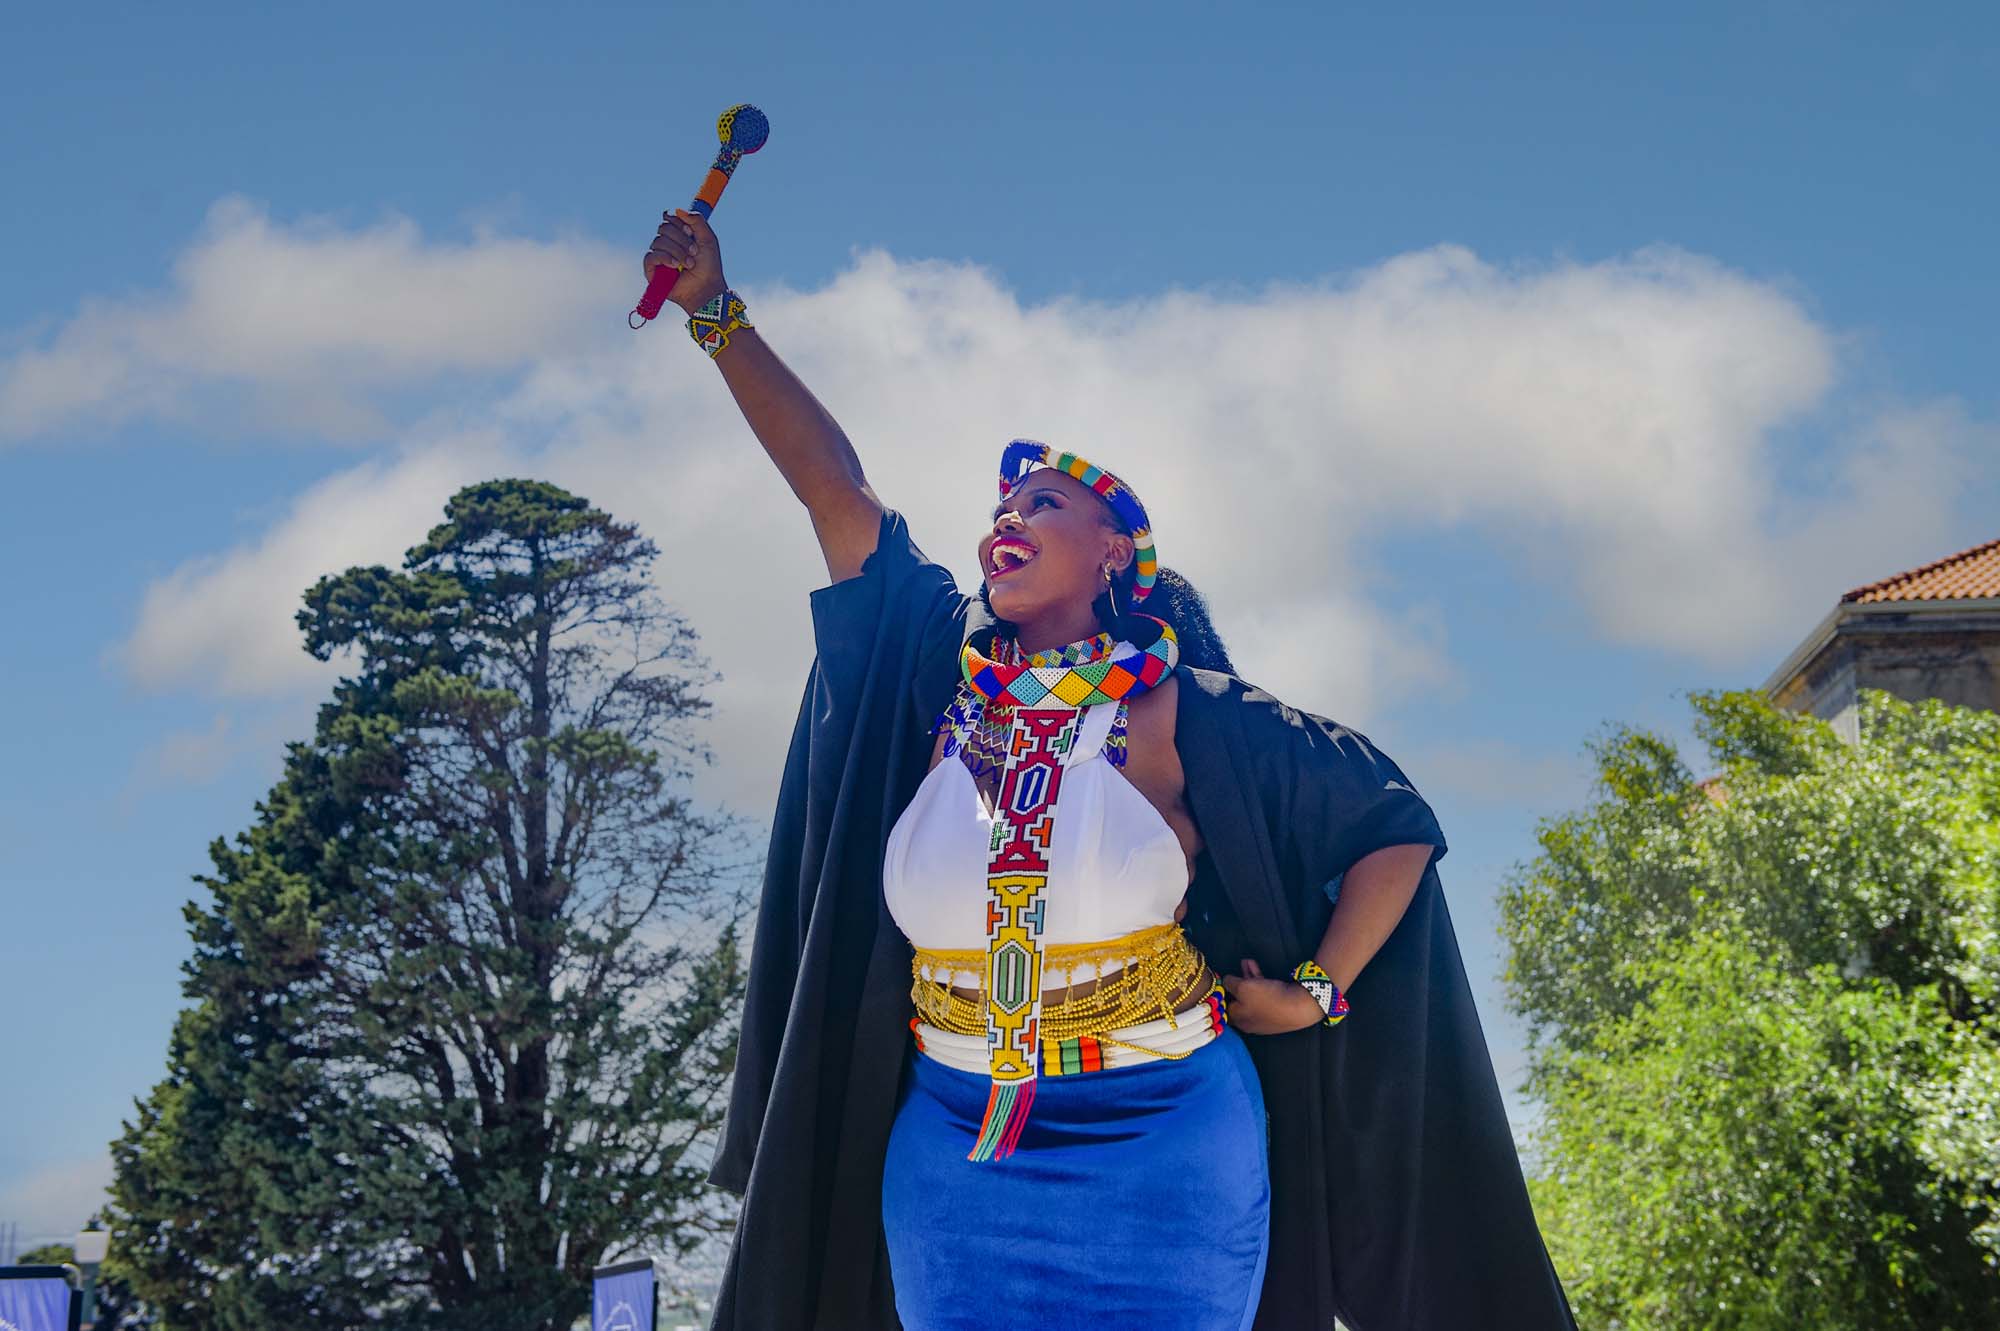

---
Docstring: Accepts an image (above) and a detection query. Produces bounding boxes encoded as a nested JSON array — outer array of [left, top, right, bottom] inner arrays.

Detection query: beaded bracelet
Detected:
[[1291, 959, 1350, 1027], [687, 287, 752, 357]]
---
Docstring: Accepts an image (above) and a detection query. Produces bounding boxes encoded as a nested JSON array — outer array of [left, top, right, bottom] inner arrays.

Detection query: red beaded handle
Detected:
[[633, 256, 686, 327]]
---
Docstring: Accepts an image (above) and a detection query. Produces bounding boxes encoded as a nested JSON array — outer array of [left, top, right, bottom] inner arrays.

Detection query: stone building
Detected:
[[1763, 536, 2000, 742]]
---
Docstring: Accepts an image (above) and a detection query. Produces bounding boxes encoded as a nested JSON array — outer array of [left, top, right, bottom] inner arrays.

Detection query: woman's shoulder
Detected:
[[1174, 663, 1444, 863], [1174, 663, 1298, 734], [808, 507, 979, 626], [805, 506, 979, 708], [1173, 663, 1402, 766], [811, 506, 945, 596]]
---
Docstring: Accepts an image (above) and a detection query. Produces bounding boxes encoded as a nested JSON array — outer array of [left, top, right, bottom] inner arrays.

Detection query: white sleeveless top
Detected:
[[882, 695, 1192, 952]]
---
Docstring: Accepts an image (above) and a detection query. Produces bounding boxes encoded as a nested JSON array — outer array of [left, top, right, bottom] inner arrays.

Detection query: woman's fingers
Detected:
[[641, 212, 705, 278], [1214, 970, 1325, 1036], [675, 208, 717, 247], [1222, 973, 1275, 1004], [635, 210, 728, 313], [651, 221, 695, 254], [644, 233, 697, 278]]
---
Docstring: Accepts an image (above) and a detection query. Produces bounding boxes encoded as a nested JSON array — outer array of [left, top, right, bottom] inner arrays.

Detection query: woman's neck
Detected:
[[1008, 606, 1107, 657]]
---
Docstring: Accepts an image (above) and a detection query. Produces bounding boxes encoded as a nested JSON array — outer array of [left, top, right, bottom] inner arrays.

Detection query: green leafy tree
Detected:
[[13, 1243, 74, 1266], [1913, 718, 2000, 1258], [1502, 688, 2000, 1329], [109, 480, 748, 1331]]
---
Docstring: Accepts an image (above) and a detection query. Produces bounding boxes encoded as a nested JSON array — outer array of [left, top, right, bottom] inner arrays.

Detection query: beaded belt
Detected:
[[910, 923, 1227, 1076]]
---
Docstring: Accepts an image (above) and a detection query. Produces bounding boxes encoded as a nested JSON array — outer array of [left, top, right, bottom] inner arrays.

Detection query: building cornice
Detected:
[[1761, 597, 2000, 697]]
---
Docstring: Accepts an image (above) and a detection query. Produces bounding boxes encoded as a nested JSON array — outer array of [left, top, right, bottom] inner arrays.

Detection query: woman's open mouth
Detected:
[[988, 538, 1038, 580]]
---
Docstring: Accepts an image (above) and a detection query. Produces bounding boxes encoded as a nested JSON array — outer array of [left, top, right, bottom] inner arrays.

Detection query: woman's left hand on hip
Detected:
[[1219, 958, 1328, 1035]]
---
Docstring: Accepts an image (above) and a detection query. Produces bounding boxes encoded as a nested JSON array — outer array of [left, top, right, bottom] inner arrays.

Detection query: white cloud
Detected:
[[103, 439, 525, 696], [0, 195, 627, 442], [5, 206, 1976, 815]]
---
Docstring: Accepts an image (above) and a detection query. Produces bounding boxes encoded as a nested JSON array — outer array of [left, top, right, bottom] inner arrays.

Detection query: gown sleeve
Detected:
[[1304, 711, 1448, 895], [1280, 705, 1449, 904], [712, 505, 970, 1200], [807, 505, 976, 738], [1232, 689, 1575, 1330]]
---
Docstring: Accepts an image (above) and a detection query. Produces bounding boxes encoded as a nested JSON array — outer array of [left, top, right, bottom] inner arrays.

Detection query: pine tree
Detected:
[[109, 480, 748, 1330]]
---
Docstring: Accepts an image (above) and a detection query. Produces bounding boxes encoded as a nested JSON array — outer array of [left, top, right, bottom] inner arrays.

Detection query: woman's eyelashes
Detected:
[[990, 493, 1060, 522]]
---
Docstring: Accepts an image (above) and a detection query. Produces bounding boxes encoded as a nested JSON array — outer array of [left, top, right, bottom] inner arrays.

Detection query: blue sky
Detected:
[[5, 1, 1999, 1251]]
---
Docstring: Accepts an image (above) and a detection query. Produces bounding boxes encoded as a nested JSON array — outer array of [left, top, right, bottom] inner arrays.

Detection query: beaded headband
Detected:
[[997, 439, 1158, 606]]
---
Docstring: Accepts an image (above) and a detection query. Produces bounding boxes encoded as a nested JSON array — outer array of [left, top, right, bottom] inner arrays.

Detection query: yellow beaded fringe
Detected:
[[911, 922, 1212, 1054]]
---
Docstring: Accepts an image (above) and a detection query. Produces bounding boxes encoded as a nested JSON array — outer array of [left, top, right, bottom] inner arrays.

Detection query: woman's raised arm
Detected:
[[646, 209, 886, 583]]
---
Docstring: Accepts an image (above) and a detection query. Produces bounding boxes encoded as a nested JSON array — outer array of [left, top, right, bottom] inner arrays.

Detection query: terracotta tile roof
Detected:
[[1843, 536, 2000, 604]]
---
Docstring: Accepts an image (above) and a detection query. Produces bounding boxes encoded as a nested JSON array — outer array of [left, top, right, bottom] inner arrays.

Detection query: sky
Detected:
[[4, 0, 1999, 1254]]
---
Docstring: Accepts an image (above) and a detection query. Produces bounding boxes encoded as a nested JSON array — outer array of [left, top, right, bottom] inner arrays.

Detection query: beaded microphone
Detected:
[[630, 104, 770, 329]]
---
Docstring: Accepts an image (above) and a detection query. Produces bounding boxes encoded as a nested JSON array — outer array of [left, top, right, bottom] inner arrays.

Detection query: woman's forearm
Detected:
[[648, 210, 884, 581], [711, 329, 864, 513], [1313, 842, 1435, 992], [708, 329, 885, 582]]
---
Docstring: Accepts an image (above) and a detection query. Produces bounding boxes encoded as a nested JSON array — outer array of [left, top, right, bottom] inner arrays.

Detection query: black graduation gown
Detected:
[[707, 507, 1577, 1330]]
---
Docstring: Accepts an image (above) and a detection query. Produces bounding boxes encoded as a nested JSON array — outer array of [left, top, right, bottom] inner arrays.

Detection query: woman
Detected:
[[645, 211, 1577, 1331]]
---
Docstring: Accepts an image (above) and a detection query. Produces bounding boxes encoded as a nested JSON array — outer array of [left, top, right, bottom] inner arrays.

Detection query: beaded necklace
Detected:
[[939, 630, 1128, 784], [930, 613, 1180, 1161]]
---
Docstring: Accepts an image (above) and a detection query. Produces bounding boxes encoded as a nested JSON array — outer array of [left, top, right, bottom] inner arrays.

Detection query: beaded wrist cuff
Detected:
[[686, 287, 751, 357], [1291, 958, 1350, 1027]]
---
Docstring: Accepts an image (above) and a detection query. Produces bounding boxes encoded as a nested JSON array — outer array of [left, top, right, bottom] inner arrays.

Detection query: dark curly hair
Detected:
[[977, 492, 1238, 676]]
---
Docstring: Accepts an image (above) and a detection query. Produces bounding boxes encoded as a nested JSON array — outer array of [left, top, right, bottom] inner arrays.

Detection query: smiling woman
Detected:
[[644, 213, 1578, 1330]]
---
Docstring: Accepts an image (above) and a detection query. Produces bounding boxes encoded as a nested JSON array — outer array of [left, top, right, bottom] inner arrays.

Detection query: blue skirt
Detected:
[[881, 1026, 1271, 1331]]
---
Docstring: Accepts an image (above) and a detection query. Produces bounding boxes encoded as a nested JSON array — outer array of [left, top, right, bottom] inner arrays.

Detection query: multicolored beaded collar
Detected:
[[959, 615, 1177, 711], [998, 439, 1159, 608], [995, 629, 1117, 669], [936, 615, 1182, 1162]]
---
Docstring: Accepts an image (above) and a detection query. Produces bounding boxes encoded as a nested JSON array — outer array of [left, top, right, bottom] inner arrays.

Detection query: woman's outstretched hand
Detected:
[[1219, 957, 1328, 1035], [645, 208, 727, 314]]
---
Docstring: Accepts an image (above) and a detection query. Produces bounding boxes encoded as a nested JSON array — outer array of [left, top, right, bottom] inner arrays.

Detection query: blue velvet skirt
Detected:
[[880, 1026, 1271, 1330]]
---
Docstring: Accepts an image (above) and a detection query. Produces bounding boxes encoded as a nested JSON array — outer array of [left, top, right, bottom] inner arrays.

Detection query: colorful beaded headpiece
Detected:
[[998, 439, 1158, 606]]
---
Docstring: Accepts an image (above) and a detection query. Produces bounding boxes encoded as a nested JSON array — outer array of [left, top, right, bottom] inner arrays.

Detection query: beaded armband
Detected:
[[686, 288, 752, 357], [1291, 958, 1350, 1027]]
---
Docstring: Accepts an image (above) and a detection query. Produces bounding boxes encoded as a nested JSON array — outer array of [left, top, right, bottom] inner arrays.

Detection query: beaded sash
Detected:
[[911, 923, 1225, 1075], [935, 616, 1180, 1161]]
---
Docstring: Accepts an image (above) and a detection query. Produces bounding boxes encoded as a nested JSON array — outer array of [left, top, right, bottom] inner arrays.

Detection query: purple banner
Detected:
[[0, 1273, 74, 1331], [592, 1262, 654, 1331]]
